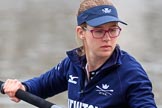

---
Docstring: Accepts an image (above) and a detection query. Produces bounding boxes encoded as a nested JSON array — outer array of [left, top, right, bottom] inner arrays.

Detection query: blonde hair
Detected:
[[77, 0, 114, 16]]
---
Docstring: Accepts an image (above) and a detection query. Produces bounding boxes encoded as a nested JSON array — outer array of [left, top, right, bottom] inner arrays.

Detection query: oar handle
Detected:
[[0, 80, 62, 108], [0, 81, 5, 94]]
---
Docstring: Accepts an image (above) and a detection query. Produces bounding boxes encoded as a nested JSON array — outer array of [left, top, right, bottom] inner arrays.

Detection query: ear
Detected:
[[76, 26, 85, 40]]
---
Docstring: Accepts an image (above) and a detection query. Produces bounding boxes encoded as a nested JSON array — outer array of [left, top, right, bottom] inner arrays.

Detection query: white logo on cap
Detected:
[[102, 8, 111, 13]]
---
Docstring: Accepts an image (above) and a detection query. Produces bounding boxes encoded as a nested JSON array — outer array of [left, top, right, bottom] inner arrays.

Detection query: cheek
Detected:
[[87, 37, 97, 46], [111, 37, 118, 44], [84, 37, 97, 50]]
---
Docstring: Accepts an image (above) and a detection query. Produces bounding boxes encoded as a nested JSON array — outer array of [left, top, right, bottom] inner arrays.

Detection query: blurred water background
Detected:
[[0, 0, 162, 108]]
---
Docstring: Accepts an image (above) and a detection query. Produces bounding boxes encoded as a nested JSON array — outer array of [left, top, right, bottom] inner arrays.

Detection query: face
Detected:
[[76, 22, 120, 59]]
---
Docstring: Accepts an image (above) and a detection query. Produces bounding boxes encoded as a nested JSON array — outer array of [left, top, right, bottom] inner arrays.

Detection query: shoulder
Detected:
[[118, 50, 149, 79], [120, 50, 142, 68], [55, 57, 71, 71]]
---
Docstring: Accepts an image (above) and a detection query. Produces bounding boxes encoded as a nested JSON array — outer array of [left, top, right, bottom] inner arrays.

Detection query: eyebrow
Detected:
[[93, 24, 118, 29]]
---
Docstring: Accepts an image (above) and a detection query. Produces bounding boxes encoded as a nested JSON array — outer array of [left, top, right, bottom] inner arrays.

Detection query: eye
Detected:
[[94, 29, 105, 34], [109, 28, 119, 33]]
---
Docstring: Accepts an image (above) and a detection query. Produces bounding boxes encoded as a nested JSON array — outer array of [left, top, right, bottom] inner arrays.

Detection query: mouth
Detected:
[[100, 45, 112, 50], [100, 45, 112, 48]]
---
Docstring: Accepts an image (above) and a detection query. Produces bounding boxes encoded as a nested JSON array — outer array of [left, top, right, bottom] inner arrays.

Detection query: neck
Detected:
[[86, 55, 109, 72]]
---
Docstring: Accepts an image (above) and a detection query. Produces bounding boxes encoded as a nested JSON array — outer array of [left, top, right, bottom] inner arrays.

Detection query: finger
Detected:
[[3, 79, 20, 96], [3, 79, 14, 93], [10, 97, 20, 103]]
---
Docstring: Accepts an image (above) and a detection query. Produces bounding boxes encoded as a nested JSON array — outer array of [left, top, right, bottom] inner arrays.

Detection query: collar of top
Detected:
[[77, 5, 127, 27]]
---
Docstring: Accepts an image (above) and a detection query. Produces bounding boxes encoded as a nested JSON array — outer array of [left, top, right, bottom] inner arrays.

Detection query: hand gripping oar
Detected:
[[0, 80, 62, 108]]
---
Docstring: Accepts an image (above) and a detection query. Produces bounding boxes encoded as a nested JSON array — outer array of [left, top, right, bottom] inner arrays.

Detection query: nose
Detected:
[[102, 32, 111, 41]]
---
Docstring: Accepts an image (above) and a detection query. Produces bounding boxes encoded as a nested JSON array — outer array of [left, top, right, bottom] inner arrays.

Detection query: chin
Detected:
[[99, 51, 112, 58]]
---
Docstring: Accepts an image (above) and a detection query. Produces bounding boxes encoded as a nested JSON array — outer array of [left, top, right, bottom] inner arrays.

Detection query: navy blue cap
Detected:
[[77, 5, 127, 27]]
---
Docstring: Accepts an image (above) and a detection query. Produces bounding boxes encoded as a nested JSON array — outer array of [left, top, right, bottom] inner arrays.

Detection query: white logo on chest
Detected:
[[96, 84, 114, 96], [68, 75, 78, 84]]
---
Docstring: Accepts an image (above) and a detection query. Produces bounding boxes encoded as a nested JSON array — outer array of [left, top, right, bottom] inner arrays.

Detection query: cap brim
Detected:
[[86, 16, 127, 27]]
